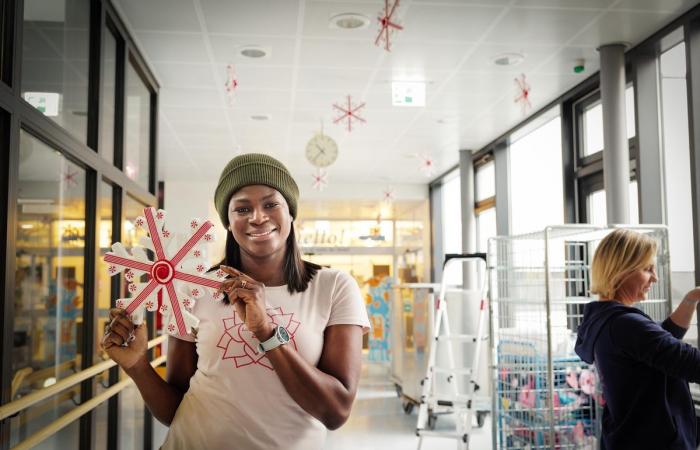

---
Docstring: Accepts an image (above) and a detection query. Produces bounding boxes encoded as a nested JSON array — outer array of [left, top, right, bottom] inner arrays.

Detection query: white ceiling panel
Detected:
[[152, 62, 217, 88], [232, 65, 295, 90], [160, 87, 224, 108], [302, 1, 381, 38], [613, 0, 698, 13], [200, 0, 301, 36], [533, 46, 600, 75], [483, 7, 600, 45], [514, 0, 615, 8], [295, 67, 374, 91], [136, 32, 210, 63], [299, 38, 381, 68], [571, 10, 674, 47], [382, 41, 475, 71], [402, 4, 503, 43], [208, 34, 298, 66], [117, 0, 200, 32]]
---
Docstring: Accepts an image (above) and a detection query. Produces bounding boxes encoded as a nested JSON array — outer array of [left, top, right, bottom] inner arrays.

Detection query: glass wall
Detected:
[[510, 115, 564, 235], [659, 39, 697, 342], [11, 130, 85, 448], [21, 0, 90, 144], [124, 61, 151, 190], [441, 170, 462, 284], [475, 159, 496, 253], [100, 27, 118, 164], [581, 86, 636, 157]]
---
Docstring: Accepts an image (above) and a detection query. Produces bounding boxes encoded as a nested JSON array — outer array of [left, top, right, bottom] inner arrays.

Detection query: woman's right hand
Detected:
[[683, 287, 700, 305], [100, 308, 148, 372]]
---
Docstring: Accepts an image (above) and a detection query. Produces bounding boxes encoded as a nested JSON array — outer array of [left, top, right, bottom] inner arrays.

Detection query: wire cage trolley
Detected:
[[416, 253, 491, 449], [488, 225, 671, 450]]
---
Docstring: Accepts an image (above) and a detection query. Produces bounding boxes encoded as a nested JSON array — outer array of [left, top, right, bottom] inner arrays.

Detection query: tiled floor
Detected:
[[324, 362, 493, 450]]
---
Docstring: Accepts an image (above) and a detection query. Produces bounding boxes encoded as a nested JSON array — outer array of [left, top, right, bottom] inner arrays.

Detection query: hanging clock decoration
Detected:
[[305, 133, 338, 168]]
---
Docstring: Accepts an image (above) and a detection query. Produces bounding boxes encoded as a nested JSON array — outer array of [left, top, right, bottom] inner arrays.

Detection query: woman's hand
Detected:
[[100, 308, 148, 372], [218, 266, 274, 341], [683, 287, 700, 305]]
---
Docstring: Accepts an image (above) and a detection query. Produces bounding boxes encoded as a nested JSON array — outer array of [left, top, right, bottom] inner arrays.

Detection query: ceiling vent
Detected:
[[239, 45, 269, 59], [329, 13, 370, 30], [492, 52, 525, 67]]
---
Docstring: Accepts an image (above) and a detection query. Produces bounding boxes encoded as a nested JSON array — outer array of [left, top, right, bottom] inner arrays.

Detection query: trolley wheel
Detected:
[[428, 412, 438, 430], [476, 411, 487, 428], [402, 401, 414, 415]]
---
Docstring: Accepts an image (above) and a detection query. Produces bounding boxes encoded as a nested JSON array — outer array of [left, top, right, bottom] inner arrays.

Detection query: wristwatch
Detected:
[[258, 325, 290, 353]]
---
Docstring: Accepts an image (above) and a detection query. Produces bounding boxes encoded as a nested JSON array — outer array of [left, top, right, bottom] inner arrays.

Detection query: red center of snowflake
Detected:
[[151, 260, 174, 284]]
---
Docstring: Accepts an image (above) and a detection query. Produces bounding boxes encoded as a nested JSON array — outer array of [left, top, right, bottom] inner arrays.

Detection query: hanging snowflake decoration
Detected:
[[333, 95, 366, 132], [62, 167, 80, 189], [311, 168, 329, 191], [418, 154, 435, 177], [375, 0, 403, 52], [382, 186, 395, 204], [514, 73, 532, 115], [224, 64, 239, 106], [216, 306, 300, 370], [104, 207, 227, 336]]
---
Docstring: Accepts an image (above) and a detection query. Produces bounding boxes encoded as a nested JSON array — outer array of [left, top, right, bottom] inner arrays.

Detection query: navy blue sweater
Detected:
[[575, 301, 700, 450]]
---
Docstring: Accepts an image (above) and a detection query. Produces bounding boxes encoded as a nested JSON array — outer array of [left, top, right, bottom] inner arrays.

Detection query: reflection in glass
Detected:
[[125, 61, 151, 190], [100, 28, 117, 163], [21, 0, 90, 143], [11, 130, 85, 447]]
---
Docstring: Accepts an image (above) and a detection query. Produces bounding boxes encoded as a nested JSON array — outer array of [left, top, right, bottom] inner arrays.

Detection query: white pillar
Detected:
[[459, 149, 476, 288], [599, 43, 630, 224]]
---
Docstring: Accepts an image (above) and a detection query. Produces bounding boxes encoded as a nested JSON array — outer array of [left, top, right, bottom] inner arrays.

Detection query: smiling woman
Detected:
[[101, 153, 370, 450]]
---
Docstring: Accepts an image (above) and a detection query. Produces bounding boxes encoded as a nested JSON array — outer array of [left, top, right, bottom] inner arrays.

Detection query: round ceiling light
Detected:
[[492, 52, 525, 67], [329, 13, 370, 30], [250, 114, 270, 121], [239, 45, 268, 59]]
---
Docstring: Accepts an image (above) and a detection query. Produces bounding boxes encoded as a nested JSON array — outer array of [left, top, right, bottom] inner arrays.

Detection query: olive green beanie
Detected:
[[214, 153, 299, 227]]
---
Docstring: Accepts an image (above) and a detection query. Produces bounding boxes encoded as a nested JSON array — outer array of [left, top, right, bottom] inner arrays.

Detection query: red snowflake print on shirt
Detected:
[[216, 306, 300, 370]]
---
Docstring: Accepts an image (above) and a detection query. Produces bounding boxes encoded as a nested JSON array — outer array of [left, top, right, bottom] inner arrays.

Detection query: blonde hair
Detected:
[[590, 229, 657, 300]]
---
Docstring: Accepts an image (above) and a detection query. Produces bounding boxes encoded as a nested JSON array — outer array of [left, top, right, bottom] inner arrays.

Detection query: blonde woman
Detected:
[[575, 229, 700, 450]]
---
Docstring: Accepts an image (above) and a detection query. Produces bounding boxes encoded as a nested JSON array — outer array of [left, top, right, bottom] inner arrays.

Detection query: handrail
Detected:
[[0, 334, 167, 421], [12, 355, 167, 450]]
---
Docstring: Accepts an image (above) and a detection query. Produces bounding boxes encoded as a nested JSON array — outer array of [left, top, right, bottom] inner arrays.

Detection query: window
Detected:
[[580, 86, 636, 157], [584, 181, 639, 226], [11, 130, 85, 447], [124, 60, 152, 190], [475, 157, 496, 253], [100, 27, 118, 163], [441, 170, 461, 285], [21, 0, 90, 143], [510, 115, 564, 235]]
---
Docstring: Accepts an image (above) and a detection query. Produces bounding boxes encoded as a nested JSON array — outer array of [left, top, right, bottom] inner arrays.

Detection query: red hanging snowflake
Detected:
[[375, 0, 403, 52], [224, 64, 238, 105], [418, 154, 435, 177], [382, 187, 395, 203], [333, 95, 366, 132], [311, 168, 329, 191], [216, 307, 300, 370], [62, 167, 79, 188], [514, 73, 532, 115]]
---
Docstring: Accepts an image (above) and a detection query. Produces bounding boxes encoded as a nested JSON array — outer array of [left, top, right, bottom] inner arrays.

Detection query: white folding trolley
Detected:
[[416, 253, 490, 449]]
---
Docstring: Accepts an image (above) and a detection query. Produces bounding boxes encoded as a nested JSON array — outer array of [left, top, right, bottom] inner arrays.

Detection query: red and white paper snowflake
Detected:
[[224, 64, 238, 106], [333, 95, 366, 132], [311, 168, 329, 191], [104, 207, 227, 336], [217, 307, 300, 370], [375, 0, 403, 52], [418, 154, 435, 177], [514, 73, 532, 115], [382, 186, 395, 203]]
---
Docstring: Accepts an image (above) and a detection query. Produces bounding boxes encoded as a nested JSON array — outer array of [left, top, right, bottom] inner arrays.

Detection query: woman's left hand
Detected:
[[218, 266, 274, 341], [683, 287, 700, 304]]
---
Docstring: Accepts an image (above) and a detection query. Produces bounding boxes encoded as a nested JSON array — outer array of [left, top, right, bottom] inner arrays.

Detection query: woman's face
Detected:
[[227, 185, 292, 259], [616, 260, 658, 303]]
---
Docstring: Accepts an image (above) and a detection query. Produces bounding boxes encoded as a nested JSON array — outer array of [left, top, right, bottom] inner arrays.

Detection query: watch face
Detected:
[[305, 134, 338, 168], [277, 326, 290, 342]]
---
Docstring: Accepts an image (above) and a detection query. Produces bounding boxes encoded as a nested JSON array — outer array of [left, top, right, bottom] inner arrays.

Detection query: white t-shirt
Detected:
[[161, 268, 370, 450]]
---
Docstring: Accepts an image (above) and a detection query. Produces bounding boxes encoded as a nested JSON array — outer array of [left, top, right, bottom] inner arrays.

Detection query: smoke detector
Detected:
[[329, 13, 370, 30], [492, 52, 525, 67]]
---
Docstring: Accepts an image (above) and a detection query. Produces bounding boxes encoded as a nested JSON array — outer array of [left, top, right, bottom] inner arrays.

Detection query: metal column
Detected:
[[599, 43, 631, 224], [460, 149, 476, 287]]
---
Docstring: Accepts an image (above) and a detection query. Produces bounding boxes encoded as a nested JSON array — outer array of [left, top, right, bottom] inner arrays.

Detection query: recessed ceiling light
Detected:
[[329, 13, 370, 30], [239, 45, 269, 59], [250, 114, 270, 121], [492, 52, 525, 67]]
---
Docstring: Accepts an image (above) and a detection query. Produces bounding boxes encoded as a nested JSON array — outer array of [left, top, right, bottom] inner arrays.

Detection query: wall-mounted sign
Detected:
[[23, 92, 60, 117]]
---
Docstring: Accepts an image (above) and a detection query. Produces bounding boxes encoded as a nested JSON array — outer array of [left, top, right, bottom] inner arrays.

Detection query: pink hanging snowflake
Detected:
[[514, 73, 532, 115], [62, 167, 79, 188], [418, 154, 435, 177], [103, 207, 228, 336], [382, 187, 395, 203], [311, 168, 328, 191], [375, 0, 403, 52], [333, 95, 366, 132], [224, 64, 238, 106]]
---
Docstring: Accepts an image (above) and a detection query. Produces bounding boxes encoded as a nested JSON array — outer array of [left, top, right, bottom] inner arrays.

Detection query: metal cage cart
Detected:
[[488, 225, 671, 450]]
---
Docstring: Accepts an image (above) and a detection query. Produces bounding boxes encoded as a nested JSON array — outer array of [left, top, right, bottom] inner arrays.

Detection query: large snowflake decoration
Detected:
[[224, 64, 238, 106], [418, 154, 435, 177], [382, 186, 395, 204], [311, 168, 329, 191], [62, 167, 79, 189], [104, 207, 227, 336], [375, 0, 403, 52], [217, 307, 300, 370], [514, 73, 532, 115], [333, 95, 366, 132]]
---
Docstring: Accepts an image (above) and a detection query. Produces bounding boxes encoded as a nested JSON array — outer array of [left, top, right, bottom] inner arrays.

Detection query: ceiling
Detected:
[[114, 0, 699, 191]]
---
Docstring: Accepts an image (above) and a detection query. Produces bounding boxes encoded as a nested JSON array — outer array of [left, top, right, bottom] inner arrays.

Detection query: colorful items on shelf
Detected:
[[366, 275, 392, 362]]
